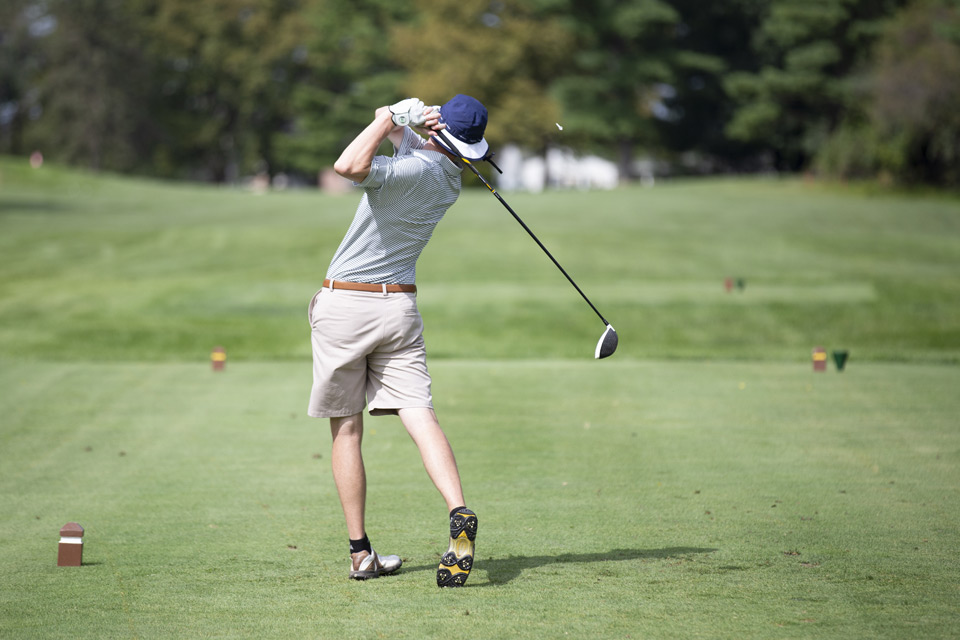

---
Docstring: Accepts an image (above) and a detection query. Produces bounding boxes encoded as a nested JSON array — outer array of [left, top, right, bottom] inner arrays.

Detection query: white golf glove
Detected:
[[389, 98, 426, 127]]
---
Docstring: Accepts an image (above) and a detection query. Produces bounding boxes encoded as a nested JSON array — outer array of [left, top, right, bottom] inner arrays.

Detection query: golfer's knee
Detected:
[[398, 407, 439, 431], [330, 413, 363, 439]]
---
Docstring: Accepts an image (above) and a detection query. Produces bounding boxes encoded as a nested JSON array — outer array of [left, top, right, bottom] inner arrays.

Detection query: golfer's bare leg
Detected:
[[398, 407, 466, 510], [330, 413, 366, 540]]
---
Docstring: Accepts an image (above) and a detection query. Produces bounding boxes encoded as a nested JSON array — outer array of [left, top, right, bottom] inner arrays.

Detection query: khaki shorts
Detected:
[[307, 287, 433, 418]]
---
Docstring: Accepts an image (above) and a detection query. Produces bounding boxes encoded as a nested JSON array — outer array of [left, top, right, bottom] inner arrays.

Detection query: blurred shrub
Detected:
[[818, 0, 960, 187]]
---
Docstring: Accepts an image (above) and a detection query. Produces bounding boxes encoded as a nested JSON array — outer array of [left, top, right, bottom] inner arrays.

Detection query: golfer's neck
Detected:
[[425, 139, 459, 162]]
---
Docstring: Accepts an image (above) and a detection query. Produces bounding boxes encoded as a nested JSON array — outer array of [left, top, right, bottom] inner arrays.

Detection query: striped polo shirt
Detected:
[[325, 127, 463, 285]]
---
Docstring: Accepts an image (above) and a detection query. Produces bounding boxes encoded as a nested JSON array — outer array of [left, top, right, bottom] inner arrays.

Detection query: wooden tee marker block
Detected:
[[58, 522, 84, 567], [211, 346, 226, 371], [812, 346, 827, 372]]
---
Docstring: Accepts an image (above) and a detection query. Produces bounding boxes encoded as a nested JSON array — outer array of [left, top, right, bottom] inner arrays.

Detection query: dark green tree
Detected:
[[391, 0, 573, 154], [274, 0, 408, 176], [817, 0, 960, 186], [16, 0, 156, 172], [550, 0, 681, 177], [724, 0, 908, 171], [655, 0, 768, 170], [0, 1, 36, 156], [146, 0, 310, 181], [869, 0, 960, 185]]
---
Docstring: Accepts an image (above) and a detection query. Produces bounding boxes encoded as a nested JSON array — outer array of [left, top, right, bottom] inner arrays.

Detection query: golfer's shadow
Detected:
[[408, 546, 718, 586]]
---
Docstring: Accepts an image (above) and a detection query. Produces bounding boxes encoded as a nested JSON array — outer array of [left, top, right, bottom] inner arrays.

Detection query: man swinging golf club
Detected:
[[308, 95, 485, 587]]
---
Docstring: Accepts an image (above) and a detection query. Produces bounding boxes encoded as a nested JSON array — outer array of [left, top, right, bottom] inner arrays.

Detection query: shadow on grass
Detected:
[[407, 547, 718, 586]]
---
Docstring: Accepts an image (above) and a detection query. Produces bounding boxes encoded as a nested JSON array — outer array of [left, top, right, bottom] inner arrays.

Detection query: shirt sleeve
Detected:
[[357, 128, 426, 189], [396, 127, 425, 156], [356, 156, 387, 188]]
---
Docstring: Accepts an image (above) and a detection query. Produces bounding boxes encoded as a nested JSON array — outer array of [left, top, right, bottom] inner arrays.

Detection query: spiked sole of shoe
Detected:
[[437, 509, 477, 587]]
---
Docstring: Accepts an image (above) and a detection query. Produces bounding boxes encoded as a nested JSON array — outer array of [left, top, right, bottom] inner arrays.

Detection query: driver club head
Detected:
[[595, 324, 618, 359]]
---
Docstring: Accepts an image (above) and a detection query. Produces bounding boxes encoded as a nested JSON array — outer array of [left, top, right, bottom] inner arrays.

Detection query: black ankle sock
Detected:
[[349, 535, 371, 555], [450, 506, 468, 518]]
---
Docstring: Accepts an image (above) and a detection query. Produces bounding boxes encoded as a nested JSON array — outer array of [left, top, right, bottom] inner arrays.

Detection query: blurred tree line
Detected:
[[1, 0, 958, 186]]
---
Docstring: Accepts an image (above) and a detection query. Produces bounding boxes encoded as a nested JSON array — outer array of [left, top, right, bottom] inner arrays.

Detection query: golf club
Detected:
[[436, 129, 618, 359]]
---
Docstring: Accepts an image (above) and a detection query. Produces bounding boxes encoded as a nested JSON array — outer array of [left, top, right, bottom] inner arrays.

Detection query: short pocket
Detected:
[[307, 289, 323, 325]]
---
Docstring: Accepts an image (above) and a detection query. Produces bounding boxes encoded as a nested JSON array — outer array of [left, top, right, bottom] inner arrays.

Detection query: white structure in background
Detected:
[[634, 157, 657, 188], [496, 144, 619, 192], [496, 145, 527, 191]]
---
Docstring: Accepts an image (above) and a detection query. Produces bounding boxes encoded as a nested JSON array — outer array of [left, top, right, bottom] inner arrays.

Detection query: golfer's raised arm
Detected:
[[333, 107, 398, 183]]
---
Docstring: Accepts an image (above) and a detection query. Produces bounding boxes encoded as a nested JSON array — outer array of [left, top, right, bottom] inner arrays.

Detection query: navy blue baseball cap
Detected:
[[434, 94, 489, 160]]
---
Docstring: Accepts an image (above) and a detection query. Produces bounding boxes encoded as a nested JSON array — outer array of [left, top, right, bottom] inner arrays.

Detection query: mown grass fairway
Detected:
[[1, 157, 959, 638], [2, 361, 958, 638], [1, 159, 958, 363]]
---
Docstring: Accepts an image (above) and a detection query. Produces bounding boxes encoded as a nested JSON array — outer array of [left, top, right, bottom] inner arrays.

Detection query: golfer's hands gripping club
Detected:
[[389, 98, 428, 127], [419, 105, 444, 137]]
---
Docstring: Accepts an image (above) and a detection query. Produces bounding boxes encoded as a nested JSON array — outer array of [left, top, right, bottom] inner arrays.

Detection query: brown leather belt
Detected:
[[323, 279, 417, 294]]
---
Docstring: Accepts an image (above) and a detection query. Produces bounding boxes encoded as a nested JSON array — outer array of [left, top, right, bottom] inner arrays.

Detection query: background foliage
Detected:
[[1, 0, 959, 186]]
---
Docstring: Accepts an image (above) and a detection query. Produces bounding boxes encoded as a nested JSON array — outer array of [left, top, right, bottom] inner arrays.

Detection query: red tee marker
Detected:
[[812, 346, 827, 372], [211, 346, 226, 371]]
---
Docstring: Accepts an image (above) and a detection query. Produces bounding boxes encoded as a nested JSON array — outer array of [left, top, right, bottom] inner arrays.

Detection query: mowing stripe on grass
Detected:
[[417, 281, 878, 306]]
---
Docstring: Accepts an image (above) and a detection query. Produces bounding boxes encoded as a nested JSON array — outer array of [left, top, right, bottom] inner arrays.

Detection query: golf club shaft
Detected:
[[437, 130, 610, 327]]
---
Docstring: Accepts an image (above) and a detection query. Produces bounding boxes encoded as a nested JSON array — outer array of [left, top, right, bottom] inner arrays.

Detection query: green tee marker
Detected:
[[833, 350, 849, 372]]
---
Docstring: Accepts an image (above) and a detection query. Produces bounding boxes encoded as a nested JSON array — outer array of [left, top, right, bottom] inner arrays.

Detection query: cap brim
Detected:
[[435, 129, 489, 161]]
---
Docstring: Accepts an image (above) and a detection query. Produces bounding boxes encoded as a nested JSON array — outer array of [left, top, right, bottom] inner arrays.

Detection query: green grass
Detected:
[[1, 360, 958, 638], [1, 158, 958, 363], [1, 157, 959, 638]]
